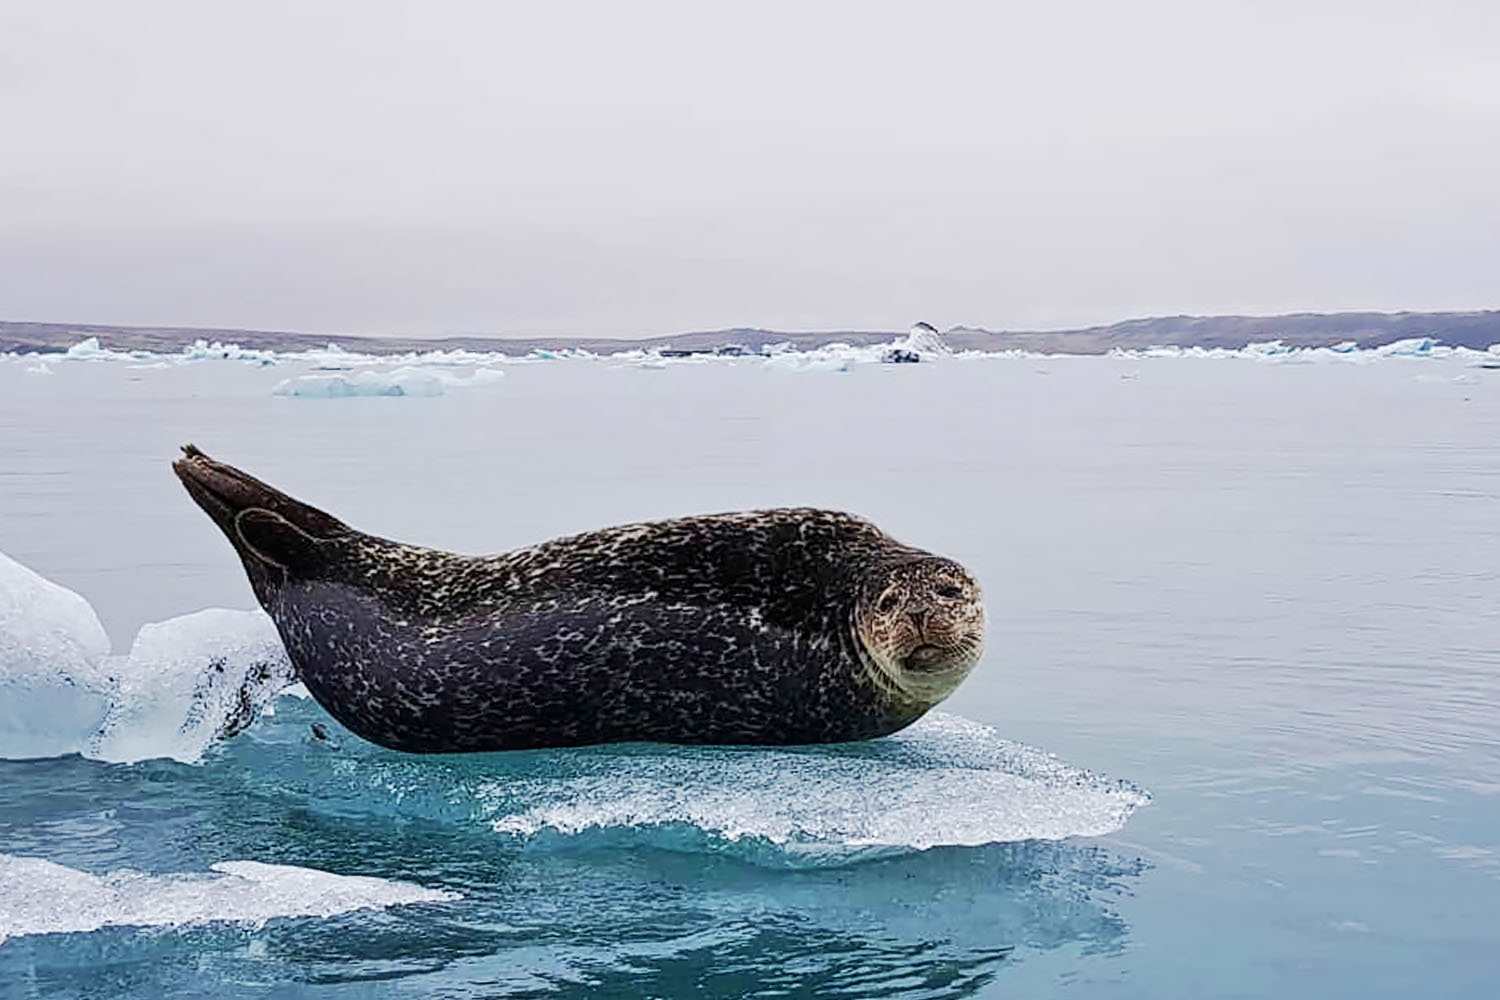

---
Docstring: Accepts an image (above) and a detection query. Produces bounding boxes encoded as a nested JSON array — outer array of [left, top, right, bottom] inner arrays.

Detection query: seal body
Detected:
[[173, 447, 985, 753]]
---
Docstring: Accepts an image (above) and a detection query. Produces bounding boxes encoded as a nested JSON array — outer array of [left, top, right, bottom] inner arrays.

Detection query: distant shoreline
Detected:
[[4, 310, 1498, 357]]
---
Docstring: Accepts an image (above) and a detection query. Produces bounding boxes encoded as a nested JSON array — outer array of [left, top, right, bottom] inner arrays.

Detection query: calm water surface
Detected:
[[1, 354, 1497, 997]]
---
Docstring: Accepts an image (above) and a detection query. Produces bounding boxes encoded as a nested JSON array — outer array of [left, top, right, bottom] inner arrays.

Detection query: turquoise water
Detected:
[[2, 352, 1498, 997]]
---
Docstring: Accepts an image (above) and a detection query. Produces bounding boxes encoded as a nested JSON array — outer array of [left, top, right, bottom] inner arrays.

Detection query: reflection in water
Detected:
[[464, 842, 1144, 1000]]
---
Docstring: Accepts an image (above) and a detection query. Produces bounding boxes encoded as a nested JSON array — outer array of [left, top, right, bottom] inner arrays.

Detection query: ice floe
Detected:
[[232, 703, 1150, 868], [478, 713, 1149, 863], [0, 549, 295, 763], [0, 854, 457, 943]]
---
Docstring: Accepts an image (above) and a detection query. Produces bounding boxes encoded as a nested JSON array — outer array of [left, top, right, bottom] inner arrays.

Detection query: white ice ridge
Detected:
[[0, 549, 295, 763], [8, 332, 1499, 370], [0, 854, 457, 944], [477, 713, 1150, 863], [271, 365, 506, 398]]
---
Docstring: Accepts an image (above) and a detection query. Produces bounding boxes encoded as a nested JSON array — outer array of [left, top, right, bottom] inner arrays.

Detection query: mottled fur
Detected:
[[173, 446, 985, 753]]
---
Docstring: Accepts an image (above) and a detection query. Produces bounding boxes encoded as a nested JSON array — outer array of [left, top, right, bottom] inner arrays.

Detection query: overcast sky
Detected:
[[1, 1, 1496, 338]]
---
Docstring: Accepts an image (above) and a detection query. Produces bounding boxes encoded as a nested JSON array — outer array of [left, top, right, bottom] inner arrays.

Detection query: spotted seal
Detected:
[[172, 446, 986, 752]]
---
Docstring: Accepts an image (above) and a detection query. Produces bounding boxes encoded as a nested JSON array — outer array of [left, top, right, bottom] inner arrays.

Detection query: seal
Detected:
[[172, 445, 986, 753]]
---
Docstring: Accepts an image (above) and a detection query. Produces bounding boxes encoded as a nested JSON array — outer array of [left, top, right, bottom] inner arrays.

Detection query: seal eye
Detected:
[[875, 590, 900, 613], [935, 584, 964, 601]]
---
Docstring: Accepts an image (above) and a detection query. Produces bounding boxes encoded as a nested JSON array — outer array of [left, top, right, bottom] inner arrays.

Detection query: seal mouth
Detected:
[[903, 644, 949, 672]]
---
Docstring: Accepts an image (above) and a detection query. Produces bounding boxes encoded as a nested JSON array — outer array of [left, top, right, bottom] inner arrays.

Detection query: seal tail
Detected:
[[172, 444, 352, 576]]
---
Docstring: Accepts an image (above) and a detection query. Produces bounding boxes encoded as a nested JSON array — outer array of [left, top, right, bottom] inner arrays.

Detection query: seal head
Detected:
[[854, 556, 985, 706]]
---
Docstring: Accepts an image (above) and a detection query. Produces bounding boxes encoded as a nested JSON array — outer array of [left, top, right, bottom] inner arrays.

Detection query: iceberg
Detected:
[[271, 365, 505, 398], [888, 321, 953, 361], [60, 337, 111, 360], [0, 854, 456, 943], [0, 552, 113, 759], [1375, 337, 1441, 358], [58, 337, 149, 362]]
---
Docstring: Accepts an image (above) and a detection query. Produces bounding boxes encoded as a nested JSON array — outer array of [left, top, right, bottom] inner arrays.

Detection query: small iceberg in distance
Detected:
[[0, 854, 457, 944], [883, 321, 953, 364], [271, 366, 505, 398]]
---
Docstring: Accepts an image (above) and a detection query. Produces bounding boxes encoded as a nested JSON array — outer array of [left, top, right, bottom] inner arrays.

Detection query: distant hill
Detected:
[[3, 310, 1498, 357]]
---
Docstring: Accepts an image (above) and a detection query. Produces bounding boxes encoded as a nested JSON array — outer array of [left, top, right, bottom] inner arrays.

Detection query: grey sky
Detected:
[[2, 1, 1496, 337]]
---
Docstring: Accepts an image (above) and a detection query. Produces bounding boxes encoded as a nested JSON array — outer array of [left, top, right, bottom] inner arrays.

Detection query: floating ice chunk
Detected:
[[59, 337, 147, 362], [765, 344, 860, 372], [23, 361, 52, 375], [477, 714, 1148, 864], [895, 321, 953, 359], [271, 365, 505, 398], [87, 608, 295, 764], [0, 552, 114, 760], [178, 339, 279, 365], [1376, 337, 1441, 357], [239, 705, 1148, 868], [1241, 339, 1295, 358], [61, 337, 109, 360], [0, 854, 457, 943]]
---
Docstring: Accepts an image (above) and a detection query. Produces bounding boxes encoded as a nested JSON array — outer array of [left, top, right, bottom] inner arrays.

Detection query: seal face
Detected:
[[172, 446, 987, 753]]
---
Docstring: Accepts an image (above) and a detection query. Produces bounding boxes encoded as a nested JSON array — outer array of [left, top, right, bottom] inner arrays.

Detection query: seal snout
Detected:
[[904, 643, 947, 671], [173, 444, 241, 532]]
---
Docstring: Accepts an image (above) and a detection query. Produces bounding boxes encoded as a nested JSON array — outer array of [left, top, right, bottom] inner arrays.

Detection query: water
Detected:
[[1, 348, 1498, 997]]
